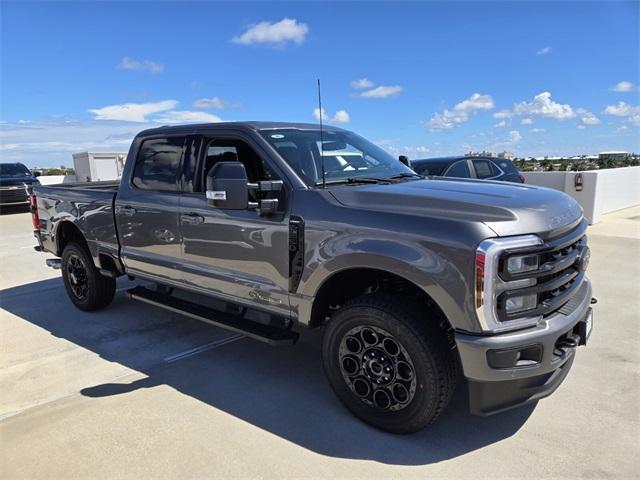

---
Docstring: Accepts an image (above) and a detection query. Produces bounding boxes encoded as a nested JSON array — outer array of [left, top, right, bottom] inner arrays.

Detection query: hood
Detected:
[[329, 177, 583, 237]]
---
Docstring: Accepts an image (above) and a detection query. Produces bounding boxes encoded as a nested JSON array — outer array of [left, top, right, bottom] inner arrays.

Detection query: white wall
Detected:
[[522, 166, 640, 224], [37, 175, 77, 185]]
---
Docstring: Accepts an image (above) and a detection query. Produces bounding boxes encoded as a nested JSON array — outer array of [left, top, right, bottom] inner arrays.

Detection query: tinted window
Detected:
[[496, 159, 519, 174], [444, 160, 470, 178], [412, 162, 447, 176], [132, 137, 185, 191], [0, 163, 31, 177], [473, 159, 499, 179]]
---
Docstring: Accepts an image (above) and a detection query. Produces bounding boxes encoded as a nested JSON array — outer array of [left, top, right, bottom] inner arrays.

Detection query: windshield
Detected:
[[259, 129, 416, 186], [0, 163, 31, 177]]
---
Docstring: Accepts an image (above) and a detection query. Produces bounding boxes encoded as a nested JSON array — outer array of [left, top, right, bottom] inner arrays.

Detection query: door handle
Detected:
[[181, 212, 205, 225], [118, 205, 136, 217]]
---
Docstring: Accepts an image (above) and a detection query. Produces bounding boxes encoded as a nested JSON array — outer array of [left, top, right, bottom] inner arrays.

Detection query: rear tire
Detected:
[[61, 241, 115, 311], [322, 293, 457, 434]]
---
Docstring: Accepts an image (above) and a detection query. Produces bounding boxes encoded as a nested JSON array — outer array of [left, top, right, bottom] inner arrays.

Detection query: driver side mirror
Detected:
[[33, 171, 41, 177], [206, 162, 249, 209], [398, 155, 410, 167]]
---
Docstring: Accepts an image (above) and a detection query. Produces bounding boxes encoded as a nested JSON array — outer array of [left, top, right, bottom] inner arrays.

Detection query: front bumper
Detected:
[[455, 279, 592, 415]]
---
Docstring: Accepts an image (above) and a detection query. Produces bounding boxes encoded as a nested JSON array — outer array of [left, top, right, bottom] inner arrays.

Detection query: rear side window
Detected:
[[444, 160, 470, 178], [496, 159, 519, 174], [473, 159, 500, 179], [132, 137, 185, 191]]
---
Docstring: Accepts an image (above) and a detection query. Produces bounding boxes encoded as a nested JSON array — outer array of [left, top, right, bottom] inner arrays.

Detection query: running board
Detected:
[[126, 286, 298, 346]]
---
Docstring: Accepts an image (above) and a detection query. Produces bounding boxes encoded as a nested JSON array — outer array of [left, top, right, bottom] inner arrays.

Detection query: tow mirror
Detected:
[[206, 162, 249, 209]]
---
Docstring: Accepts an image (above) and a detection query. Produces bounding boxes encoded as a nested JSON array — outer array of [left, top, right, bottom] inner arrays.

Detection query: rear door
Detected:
[[471, 158, 502, 180], [116, 135, 189, 284], [178, 132, 292, 317]]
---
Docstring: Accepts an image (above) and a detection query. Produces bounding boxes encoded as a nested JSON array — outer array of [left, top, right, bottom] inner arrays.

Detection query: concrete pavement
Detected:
[[1, 205, 639, 479]]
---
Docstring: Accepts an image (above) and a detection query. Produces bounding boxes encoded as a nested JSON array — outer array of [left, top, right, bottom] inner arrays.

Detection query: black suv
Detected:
[[411, 156, 525, 183], [0, 163, 40, 207]]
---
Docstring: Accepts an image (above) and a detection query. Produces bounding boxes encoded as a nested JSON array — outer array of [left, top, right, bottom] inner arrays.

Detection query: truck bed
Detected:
[[33, 181, 120, 262]]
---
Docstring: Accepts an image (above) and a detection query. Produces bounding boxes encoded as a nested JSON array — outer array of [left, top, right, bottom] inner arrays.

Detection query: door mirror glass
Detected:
[[206, 162, 249, 209]]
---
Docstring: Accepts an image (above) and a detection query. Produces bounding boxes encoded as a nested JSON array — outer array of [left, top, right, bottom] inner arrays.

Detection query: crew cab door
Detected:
[[179, 133, 291, 317], [115, 134, 189, 284]]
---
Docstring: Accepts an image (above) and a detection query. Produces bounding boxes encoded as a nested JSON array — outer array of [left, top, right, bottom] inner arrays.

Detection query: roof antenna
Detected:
[[317, 79, 326, 189]]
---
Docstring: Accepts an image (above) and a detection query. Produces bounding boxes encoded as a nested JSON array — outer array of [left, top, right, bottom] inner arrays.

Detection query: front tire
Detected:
[[61, 241, 116, 311], [322, 294, 457, 434]]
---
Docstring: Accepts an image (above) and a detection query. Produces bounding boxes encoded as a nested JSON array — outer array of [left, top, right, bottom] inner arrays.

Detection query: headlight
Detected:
[[506, 254, 539, 275], [505, 294, 537, 314], [475, 235, 543, 333]]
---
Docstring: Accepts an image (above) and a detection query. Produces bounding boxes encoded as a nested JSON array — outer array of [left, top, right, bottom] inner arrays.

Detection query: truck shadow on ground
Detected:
[[2, 277, 535, 466]]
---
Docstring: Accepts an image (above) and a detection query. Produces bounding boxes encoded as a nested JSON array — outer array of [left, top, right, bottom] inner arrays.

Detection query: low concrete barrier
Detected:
[[37, 175, 77, 185], [523, 166, 640, 224]]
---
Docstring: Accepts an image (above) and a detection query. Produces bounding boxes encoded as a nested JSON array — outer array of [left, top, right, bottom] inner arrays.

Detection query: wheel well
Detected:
[[56, 222, 88, 256], [310, 268, 451, 332]]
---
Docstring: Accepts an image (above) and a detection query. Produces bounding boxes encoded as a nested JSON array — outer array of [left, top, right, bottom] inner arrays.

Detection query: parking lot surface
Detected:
[[1, 205, 639, 479]]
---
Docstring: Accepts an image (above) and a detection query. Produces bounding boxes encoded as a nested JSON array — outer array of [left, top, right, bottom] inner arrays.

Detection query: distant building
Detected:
[[72, 152, 126, 182], [599, 151, 628, 161], [497, 151, 515, 160], [465, 150, 496, 157]]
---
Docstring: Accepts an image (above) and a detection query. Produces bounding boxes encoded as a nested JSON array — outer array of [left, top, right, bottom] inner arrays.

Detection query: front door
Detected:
[[179, 134, 291, 317]]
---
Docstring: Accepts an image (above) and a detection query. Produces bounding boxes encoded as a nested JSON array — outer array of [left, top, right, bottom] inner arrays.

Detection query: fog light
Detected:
[[507, 254, 539, 274], [505, 294, 537, 314]]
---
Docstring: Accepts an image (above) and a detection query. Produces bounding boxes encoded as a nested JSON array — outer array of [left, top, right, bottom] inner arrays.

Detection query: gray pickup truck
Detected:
[[32, 122, 594, 433]]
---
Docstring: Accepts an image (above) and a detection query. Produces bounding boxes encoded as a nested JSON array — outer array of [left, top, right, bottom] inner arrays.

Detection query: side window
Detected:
[[473, 159, 498, 179], [132, 137, 185, 191], [445, 160, 471, 178], [197, 138, 279, 192]]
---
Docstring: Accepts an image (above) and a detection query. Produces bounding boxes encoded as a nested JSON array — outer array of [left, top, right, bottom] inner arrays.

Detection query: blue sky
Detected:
[[1, 1, 639, 167]]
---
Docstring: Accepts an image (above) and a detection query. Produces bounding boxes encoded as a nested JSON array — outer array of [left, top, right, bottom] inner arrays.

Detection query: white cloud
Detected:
[[232, 18, 308, 46], [603, 101, 639, 117], [89, 100, 178, 122], [536, 46, 552, 55], [513, 92, 575, 120], [494, 120, 508, 128], [350, 78, 375, 89], [530, 128, 545, 133], [426, 93, 494, 131], [192, 97, 239, 109], [578, 110, 600, 126], [384, 144, 430, 158], [493, 109, 512, 119], [577, 125, 587, 129], [153, 111, 222, 124], [0, 119, 139, 167], [521, 117, 534, 125], [509, 130, 522, 143], [118, 57, 164, 74], [331, 110, 350, 123], [610, 81, 636, 92], [359, 85, 403, 99], [312, 108, 350, 124]]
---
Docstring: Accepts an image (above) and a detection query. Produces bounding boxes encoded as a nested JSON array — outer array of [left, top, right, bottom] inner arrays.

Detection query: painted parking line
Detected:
[[163, 334, 244, 363]]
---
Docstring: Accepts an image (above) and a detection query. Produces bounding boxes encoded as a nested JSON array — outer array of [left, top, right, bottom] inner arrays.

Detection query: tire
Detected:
[[322, 293, 457, 434], [61, 241, 116, 311]]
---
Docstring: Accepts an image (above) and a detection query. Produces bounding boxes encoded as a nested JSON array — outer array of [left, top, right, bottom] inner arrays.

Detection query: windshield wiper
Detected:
[[386, 172, 423, 180], [315, 177, 393, 186]]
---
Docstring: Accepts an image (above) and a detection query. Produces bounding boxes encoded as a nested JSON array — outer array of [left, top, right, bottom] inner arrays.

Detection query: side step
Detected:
[[126, 286, 298, 346]]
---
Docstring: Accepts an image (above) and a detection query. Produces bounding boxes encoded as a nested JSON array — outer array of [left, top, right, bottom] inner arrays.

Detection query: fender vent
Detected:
[[289, 216, 305, 293]]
